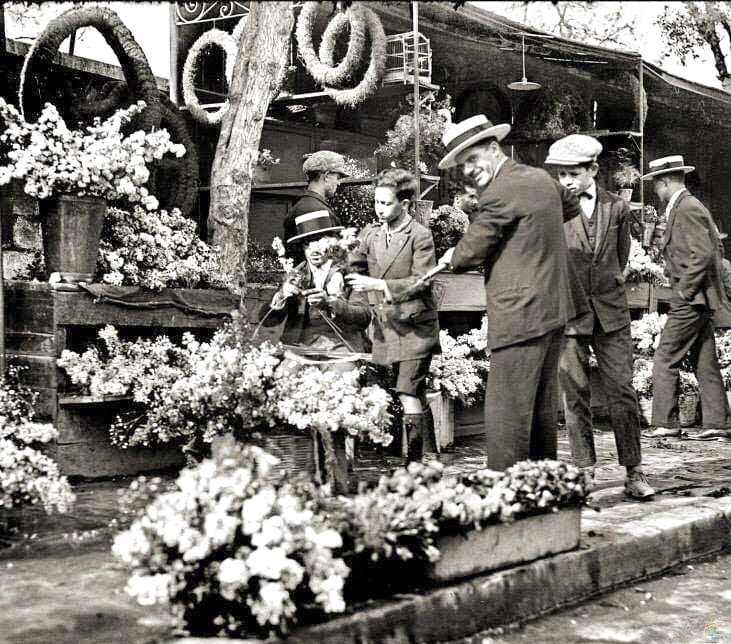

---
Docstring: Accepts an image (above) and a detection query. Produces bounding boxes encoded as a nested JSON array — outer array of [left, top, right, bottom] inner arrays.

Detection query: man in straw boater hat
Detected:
[[437, 114, 588, 471], [544, 134, 654, 499], [642, 155, 730, 439], [283, 150, 350, 264]]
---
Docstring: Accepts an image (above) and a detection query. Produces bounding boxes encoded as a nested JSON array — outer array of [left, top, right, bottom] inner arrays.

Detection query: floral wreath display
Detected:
[[18, 5, 161, 132], [296, 2, 387, 107], [182, 17, 248, 125]]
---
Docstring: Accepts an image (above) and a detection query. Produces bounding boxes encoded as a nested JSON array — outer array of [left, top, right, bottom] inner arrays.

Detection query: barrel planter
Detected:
[[427, 507, 582, 584], [38, 194, 106, 283]]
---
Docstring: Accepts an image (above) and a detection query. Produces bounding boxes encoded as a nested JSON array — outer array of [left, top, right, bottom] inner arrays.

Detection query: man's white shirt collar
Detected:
[[309, 260, 332, 290], [665, 187, 687, 219], [581, 181, 597, 219]]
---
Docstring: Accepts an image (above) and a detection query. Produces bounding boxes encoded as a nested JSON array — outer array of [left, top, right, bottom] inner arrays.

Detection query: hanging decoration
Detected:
[[296, 2, 387, 107], [182, 16, 248, 126], [18, 5, 162, 132]]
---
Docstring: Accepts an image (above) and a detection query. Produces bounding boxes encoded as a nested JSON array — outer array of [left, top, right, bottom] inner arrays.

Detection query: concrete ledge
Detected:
[[170, 495, 731, 644]]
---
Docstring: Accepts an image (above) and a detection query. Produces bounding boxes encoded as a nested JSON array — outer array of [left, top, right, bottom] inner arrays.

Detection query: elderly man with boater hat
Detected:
[[642, 155, 730, 439], [437, 114, 586, 471], [545, 134, 654, 499], [284, 151, 349, 264]]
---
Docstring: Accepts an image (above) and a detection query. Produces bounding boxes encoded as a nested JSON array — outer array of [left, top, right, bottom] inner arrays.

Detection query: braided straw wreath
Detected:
[[296, 3, 387, 107], [182, 17, 247, 125]]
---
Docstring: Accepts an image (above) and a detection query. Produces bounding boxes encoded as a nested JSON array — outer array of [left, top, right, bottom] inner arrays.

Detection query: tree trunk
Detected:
[[208, 2, 294, 311]]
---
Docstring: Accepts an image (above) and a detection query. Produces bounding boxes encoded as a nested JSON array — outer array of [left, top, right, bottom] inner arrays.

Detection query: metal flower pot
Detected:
[[38, 194, 107, 284]]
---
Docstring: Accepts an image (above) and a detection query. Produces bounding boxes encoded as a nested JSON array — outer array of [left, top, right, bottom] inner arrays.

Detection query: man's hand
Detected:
[[439, 247, 455, 267], [345, 273, 386, 293], [281, 280, 301, 299], [303, 288, 328, 308]]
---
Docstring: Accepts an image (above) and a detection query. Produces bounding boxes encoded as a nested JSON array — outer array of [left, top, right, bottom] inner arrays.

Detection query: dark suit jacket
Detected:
[[260, 261, 370, 352], [350, 218, 440, 364], [451, 158, 585, 350], [661, 190, 725, 311], [564, 187, 632, 336]]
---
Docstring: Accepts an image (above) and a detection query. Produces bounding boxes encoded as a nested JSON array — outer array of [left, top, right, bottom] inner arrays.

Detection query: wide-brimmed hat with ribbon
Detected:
[[641, 155, 695, 180], [438, 114, 511, 170], [286, 210, 343, 245]]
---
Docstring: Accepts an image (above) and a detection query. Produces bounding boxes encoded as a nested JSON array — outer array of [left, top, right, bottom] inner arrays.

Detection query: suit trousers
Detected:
[[485, 328, 563, 471], [652, 301, 729, 429], [559, 324, 642, 469]]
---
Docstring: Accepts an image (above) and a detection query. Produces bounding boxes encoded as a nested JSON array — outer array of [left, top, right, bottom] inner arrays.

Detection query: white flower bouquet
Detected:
[[113, 438, 349, 638], [0, 366, 75, 514], [428, 318, 490, 406], [630, 312, 668, 357], [624, 238, 666, 286], [632, 357, 654, 400], [0, 98, 185, 210], [97, 205, 230, 291]]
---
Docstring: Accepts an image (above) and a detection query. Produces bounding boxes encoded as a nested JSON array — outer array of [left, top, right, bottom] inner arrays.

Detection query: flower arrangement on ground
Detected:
[[97, 204, 229, 290], [114, 442, 589, 637], [429, 204, 469, 260], [0, 367, 75, 514], [0, 99, 185, 210], [631, 312, 668, 357], [632, 357, 654, 400], [624, 237, 666, 286], [427, 316, 490, 407], [113, 438, 349, 638], [346, 459, 590, 566]]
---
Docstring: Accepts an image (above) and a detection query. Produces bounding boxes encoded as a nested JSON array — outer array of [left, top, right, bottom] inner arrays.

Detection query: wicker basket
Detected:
[[263, 430, 317, 478], [678, 394, 698, 428]]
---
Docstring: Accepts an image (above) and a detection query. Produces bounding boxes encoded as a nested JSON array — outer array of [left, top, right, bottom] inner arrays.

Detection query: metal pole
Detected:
[[638, 56, 644, 214], [169, 2, 179, 104], [0, 196, 5, 375], [412, 1, 420, 198]]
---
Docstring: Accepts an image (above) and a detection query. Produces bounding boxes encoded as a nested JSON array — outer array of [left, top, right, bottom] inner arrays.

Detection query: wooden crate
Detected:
[[4, 282, 234, 478]]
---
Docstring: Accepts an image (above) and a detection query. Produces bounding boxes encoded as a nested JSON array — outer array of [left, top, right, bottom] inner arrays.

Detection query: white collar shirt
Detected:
[[665, 187, 687, 220], [383, 215, 412, 247], [580, 182, 597, 219]]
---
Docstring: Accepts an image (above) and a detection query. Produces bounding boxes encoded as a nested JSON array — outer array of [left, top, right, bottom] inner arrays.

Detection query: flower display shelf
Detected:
[[427, 507, 581, 584], [4, 281, 234, 478]]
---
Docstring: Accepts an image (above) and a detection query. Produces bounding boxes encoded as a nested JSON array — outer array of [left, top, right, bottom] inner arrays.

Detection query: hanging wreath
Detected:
[[321, 7, 387, 108], [182, 17, 248, 126], [296, 3, 367, 87], [18, 5, 161, 132]]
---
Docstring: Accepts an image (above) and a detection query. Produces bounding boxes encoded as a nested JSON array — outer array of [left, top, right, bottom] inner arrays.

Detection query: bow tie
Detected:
[[578, 192, 594, 200]]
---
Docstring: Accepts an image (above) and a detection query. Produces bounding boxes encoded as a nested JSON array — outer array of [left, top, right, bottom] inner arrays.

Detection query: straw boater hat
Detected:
[[544, 134, 602, 166], [286, 211, 343, 245], [438, 115, 511, 170], [641, 155, 695, 180]]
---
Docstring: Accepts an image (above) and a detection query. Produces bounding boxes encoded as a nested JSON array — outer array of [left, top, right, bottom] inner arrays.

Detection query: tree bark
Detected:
[[208, 2, 294, 310]]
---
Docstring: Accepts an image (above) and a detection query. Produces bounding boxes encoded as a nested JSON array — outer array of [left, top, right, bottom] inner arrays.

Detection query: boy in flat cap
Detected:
[[284, 151, 349, 264], [643, 156, 729, 439], [545, 134, 654, 499]]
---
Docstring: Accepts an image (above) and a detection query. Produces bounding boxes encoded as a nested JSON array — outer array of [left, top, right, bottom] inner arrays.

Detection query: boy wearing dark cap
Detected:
[[545, 134, 654, 500]]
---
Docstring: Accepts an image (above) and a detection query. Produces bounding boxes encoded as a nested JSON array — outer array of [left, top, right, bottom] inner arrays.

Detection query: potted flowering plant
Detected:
[[611, 147, 641, 202], [252, 148, 281, 185], [0, 98, 185, 283]]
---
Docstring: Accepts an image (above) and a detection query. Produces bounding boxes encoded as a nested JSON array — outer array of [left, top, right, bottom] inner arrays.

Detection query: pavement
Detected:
[[1, 428, 731, 644]]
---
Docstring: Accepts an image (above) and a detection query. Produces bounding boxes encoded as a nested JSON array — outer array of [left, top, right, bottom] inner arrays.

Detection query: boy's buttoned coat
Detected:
[[564, 188, 632, 335], [351, 218, 440, 365]]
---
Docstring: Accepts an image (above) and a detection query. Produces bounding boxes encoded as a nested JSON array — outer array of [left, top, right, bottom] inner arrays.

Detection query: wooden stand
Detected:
[[5, 282, 232, 478]]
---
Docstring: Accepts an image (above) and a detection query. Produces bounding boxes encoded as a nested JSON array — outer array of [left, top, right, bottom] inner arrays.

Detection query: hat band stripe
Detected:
[[294, 211, 330, 225], [295, 214, 332, 237], [649, 160, 686, 172], [445, 122, 499, 154]]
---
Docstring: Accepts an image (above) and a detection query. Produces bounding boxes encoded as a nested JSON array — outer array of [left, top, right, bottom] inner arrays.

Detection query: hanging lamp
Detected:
[[508, 34, 542, 91]]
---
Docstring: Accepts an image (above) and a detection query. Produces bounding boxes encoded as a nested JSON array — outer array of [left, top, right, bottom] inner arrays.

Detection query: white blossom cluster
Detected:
[[0, 98, 185, 209], [0, 367, 75, 514], [112, 440, 349, 637], [624, 238, 667, 286], [97, 205, 229, 291]]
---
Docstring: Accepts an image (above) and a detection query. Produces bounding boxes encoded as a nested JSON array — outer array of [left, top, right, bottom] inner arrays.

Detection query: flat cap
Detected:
[[545, 134, 603, 166], [302, 150, 349, 176]]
